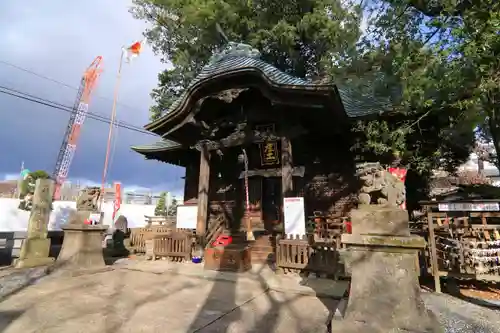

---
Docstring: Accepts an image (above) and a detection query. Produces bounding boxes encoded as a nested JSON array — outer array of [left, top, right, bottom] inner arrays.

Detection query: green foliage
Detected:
[[132, 0, 500, 175], [376, 0, 500, 168], [19, 170, 50, 199], [131, 0, 363, 121], [167, 197, 178, 216], [155, 191, 167, 216]]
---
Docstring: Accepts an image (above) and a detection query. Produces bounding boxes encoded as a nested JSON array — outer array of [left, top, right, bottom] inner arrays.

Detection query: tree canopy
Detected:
[[131, 0, 499, 174], [131, 0, 363, 120], [154, 191, 167, 216], [19, 170, 50, 199]]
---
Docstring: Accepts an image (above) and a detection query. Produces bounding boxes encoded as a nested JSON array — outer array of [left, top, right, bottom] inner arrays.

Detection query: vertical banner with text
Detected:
[[112, 182, 122, 224]]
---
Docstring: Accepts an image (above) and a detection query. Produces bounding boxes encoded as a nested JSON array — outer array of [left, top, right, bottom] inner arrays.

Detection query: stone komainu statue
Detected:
[[356, 162, 405, 206], [76, 187, 102, 211]]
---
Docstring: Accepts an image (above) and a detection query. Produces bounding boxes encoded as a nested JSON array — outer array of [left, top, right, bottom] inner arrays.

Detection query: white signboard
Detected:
[[438, 202, 500, 212], [176, 205, 198, 229], [283, 197, 306, 236]]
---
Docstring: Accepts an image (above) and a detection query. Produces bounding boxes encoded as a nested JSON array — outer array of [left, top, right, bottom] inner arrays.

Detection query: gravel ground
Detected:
[[422, 290, 500, 333]]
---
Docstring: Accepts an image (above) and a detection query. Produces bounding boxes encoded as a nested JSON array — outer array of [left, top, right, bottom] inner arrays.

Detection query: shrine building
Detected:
[[132, 43, 386, 261]]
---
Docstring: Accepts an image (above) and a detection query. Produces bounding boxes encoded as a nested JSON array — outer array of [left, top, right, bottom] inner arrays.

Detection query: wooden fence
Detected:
[[420, 200, 500, 293], [129, 226, 195, 254], [153, 231, 193, 262], [275, 234, 344, 278]]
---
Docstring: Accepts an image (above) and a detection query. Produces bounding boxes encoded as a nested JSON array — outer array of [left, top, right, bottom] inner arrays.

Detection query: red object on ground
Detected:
[[84, 219, 91, 225], [212, 235, 233, 247], [344, 221, 352, 234]]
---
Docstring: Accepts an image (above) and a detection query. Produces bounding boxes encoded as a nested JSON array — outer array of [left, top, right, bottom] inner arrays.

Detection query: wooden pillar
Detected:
[[196, 145, 211, 244], [281, 137, 293, 198]]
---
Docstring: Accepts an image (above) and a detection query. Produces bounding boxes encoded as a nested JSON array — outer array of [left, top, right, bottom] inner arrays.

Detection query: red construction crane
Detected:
[[52, 56, 103, 200]]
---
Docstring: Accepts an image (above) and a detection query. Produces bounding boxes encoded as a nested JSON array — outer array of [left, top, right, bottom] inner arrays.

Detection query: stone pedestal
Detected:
[[57, 224, 107, 270], [13, 238, 55, 268], [329, 205, 442, 333], [13, 179, 55, 268]]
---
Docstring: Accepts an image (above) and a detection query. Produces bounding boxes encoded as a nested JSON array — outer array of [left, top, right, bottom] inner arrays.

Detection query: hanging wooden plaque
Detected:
[[256, 124, 280, 166]]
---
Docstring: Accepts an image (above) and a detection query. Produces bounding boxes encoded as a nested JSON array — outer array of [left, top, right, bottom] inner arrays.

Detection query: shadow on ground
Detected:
[[184, 238, 341, 333]]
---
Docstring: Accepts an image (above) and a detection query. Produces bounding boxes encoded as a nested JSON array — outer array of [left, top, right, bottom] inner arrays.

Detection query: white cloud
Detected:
[[2, 174, 19, 181]]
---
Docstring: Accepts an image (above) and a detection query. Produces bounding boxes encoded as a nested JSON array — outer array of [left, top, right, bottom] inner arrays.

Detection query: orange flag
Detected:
[[122, 39, 145, 63]]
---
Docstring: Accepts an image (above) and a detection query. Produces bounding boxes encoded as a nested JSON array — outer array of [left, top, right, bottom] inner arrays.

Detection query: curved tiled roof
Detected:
[[131, 139, 181, 153], [136, 45, 392, 155], [146, 53, 391, 131], [156, 55, 334, 121]]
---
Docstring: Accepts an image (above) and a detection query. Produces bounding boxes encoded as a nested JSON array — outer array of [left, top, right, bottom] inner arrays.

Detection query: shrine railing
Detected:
[[275, 234, 345, 278], [129, 226, 195, 253], [153, 231, 193, 262], [420, 200, 500, 292]]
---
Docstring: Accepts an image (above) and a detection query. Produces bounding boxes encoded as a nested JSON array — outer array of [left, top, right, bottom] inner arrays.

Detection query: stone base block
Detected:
[[13, 256, 55, 269], [13, 238, 55, 268], [328, 308, 443, 333], [338, 250, 441, 332], [329, 318, 442, 333], [204, 244, 251, 272], [57, 224, 107, 270], [351, 205, 410, 236]]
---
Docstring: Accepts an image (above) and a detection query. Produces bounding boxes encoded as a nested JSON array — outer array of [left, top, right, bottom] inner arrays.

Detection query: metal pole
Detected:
[[99, 51, 124, 210]]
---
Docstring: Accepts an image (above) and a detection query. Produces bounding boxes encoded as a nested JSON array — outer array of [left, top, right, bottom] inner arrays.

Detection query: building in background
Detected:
[[459, 143, 500, 185], [0, 180, 17, 198], [0, 177, 183, 206]]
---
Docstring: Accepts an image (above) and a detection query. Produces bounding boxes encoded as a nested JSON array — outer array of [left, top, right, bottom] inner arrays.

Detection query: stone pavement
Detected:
[[1, 260, 500, 332], [0, 263, 340, 333], [118, 259, 349, 298]]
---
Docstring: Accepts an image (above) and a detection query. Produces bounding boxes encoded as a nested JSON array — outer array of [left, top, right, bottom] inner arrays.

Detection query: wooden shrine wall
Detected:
[[293, 134, 358, 218], [183, 161, 199, 203], [182, 132, 359, 228]]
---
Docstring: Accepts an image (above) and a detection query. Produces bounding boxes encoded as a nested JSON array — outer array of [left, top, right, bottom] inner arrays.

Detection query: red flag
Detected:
[[112, 182, 121, 223]]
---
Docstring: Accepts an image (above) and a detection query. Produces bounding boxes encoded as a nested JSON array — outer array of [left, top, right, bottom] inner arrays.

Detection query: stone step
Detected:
[[250, 246, 274, 253], [251, 252, 275, 263]]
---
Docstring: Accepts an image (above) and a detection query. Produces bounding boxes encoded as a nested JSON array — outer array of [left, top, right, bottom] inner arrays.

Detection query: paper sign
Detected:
[[283, 197, 306, 236], [176, 205, 198, 229]]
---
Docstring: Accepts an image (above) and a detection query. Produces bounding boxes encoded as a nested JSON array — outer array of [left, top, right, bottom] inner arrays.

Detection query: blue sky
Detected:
[[0, 0, 185, 197]]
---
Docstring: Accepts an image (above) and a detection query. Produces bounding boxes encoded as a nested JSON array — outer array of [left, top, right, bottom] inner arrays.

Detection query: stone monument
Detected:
[[13, 179, 56, 268], [327, 164, 442, 333], [56, 187, 107, 270]]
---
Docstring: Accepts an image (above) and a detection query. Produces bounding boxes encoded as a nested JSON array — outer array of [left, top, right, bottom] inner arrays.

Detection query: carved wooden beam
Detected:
[[192, 126, 307, 151]]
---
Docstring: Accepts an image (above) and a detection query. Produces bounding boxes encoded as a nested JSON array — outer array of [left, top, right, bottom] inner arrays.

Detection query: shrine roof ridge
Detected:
[[144, 55, 391, 133], [143, 55, 338, 132], [131, 138, 182, 153]]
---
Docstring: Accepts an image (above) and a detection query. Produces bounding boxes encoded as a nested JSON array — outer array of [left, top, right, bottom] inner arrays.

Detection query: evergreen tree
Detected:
[[167, 197, 178, 217], [154, 191, 167, 216]]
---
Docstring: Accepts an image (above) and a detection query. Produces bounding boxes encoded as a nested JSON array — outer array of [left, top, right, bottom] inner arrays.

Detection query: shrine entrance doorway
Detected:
[[262, 177, 282, 234]]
